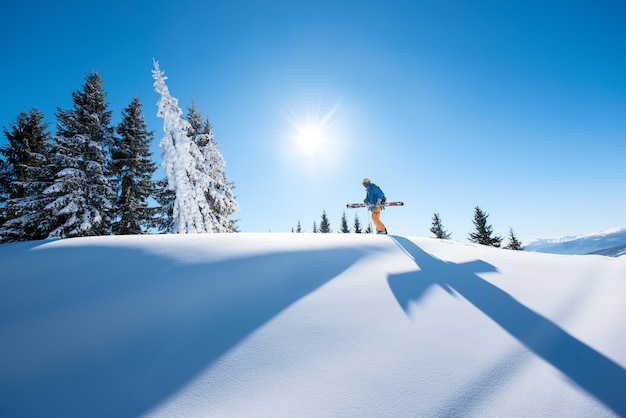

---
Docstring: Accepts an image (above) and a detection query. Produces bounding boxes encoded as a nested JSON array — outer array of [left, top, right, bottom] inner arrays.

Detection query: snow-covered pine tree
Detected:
[[152, 60, 239, 233], [468, 206, 503, 247], [185, 102, 239, 232], [44, 72, 116, 238], [110, 97, 157, 235], [0, 159, 8, 227], [504, 227, 524, 250], [340, 211, 350, 233], [0, 108, 53, 242], [430, 212, 451, 239], [152, 177, 175, 233]]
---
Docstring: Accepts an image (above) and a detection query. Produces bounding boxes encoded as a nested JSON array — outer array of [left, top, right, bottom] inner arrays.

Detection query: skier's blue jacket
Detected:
[[364, 183, 385, 211]]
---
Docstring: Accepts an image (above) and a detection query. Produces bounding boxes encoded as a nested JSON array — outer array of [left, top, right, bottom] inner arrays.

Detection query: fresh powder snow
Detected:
[[0, 233, 625, 417]]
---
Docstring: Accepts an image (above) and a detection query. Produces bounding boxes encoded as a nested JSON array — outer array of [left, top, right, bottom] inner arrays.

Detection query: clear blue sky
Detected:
[[2, 0, 625, 243]]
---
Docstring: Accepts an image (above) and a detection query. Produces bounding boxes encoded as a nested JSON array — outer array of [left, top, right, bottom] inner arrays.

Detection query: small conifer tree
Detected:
[[468, 206, 503, 247], [430, 213, 451, 239], [340, 211, 350, 233], [319, 210, 331, 233], [504, 227, 524, 250], [353, 213, 363, 233]]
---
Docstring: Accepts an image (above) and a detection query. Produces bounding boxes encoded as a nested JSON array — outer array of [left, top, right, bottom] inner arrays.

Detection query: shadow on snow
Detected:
[[387, 235, 626, 417], [0, 241, 364, 418]]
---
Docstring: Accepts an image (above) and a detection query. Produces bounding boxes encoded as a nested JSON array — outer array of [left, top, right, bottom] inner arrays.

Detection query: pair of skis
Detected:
[[346, 201, 404, 209]]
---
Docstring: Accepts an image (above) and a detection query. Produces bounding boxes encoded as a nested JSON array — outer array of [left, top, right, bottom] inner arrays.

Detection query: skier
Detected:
[[362, 178, 387, 234]]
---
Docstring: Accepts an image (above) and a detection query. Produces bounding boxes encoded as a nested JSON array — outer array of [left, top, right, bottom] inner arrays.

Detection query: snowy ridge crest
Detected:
[[1, 233, 625, 417]]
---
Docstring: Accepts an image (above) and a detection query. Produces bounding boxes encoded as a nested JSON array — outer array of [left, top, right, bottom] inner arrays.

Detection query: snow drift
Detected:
[[1, 233, 625, 417]]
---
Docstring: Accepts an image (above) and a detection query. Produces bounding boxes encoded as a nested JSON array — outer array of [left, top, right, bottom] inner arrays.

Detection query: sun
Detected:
[[276, 93, 349, 171], [281, 98, 340, 157], [295, 123, 325, 153]]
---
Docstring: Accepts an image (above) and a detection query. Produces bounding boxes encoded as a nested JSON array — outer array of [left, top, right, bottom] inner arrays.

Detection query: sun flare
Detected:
[[296, 123, 325, 153], [277, 94, 350, 171], [281, 98, 341, 158]]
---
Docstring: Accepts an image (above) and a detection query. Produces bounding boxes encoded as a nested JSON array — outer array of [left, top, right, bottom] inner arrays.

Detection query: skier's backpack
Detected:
[[377, 185, 386, 205]]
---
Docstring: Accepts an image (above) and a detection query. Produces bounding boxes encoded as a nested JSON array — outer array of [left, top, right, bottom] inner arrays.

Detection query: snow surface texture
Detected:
[[1, 234, 625, 417]]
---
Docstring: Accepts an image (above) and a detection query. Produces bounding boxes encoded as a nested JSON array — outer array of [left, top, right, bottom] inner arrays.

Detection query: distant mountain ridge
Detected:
[[587, 243, 626, 258], [525, 227, 626, 257]]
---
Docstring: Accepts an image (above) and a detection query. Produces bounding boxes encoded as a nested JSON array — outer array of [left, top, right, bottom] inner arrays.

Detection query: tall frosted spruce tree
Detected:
[[185, 102, 239, 232], [152, 60, 239, 233], [45, 72, 116, 238], [110, 97, 157, 235], [0, 108, 53, 242]]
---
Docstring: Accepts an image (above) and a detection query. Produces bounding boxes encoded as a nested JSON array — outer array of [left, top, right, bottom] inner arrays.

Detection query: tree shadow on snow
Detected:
[[0, 242, 364, 418], [387, 235, 626, 417]]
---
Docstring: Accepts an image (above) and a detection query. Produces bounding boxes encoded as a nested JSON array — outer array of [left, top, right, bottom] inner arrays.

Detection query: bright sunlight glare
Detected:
[[275, 92, 352, 173], [281, 98, 341, 158], [296, 123, 325, 153]]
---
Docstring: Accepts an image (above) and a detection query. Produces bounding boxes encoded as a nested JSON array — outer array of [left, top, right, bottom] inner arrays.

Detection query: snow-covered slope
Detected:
[[526, 227, 626, 256], [1, 234, 625, 417]]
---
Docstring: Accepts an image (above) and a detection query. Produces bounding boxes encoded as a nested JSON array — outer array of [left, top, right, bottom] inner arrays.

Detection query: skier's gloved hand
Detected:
[[376, 198, 382, 207], [364, 198, 368, 205]]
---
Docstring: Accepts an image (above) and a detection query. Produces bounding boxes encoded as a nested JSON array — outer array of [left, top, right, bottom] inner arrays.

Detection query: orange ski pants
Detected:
[[371, 207, 386, 232]]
